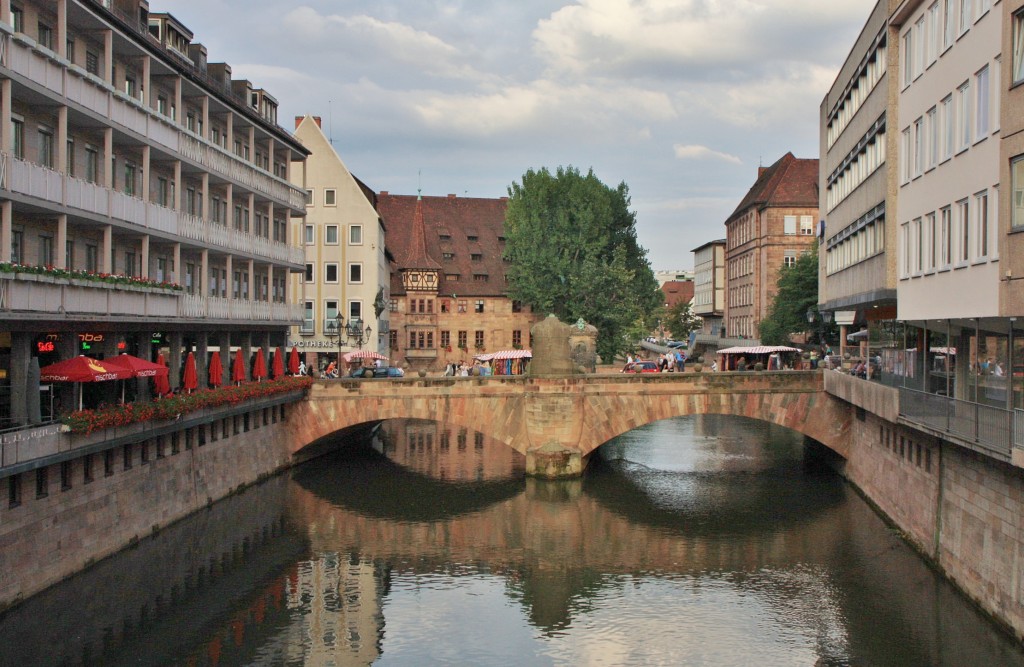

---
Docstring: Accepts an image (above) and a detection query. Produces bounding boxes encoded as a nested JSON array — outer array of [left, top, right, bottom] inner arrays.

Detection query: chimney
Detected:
[[758, 166, 768, 178], [313, 116, 322, 128], [379, 191, 389, 197], [448, 193, 457, 199], [294, 116, 303, 130]]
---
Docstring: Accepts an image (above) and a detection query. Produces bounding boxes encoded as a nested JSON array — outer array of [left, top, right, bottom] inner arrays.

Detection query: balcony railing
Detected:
[[0, 273, 179, 318], [2, 154, 304, 266], [1, 31, 307, 214], [899, 387, 1012, 460], [180, 294, 300, 323]]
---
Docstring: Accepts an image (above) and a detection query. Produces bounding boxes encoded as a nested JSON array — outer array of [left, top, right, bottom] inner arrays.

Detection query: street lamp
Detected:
[[325, 314, 374, 361], [806, 307, 833, 346]]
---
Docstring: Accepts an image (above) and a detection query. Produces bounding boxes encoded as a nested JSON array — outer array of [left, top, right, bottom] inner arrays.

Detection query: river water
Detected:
[[1, 415, 1023, 666]]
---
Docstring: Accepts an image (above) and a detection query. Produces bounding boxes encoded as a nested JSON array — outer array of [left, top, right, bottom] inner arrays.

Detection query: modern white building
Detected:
[[691, 239, 725, 335], [289, 115, 388, 373]]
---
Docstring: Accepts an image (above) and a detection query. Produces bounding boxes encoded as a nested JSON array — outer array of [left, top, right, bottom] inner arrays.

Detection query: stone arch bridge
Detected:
[[289, 371, 851, 477]]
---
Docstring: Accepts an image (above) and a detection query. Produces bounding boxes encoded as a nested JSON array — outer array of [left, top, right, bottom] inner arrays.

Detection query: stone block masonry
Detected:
[[0, 404, 296, 610]]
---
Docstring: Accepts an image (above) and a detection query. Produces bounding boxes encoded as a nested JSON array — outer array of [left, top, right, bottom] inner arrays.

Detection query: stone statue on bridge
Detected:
[[530, 315, 597, 376]]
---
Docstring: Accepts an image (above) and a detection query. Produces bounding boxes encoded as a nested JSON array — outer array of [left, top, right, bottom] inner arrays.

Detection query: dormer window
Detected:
[[471, 253, 482, 262], [442, 252, 454, 260], [439, 233, 451, 240], [467, 235, 478, 242]]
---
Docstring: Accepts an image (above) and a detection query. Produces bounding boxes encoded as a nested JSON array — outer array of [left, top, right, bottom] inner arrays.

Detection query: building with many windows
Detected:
[[288, 115, 387, 373], [378, 192, 541, 372], [0, 0, 308, 424], [691, 239, 725, 335], [818, 0, 895, 347], [723, 153, 819, 339]]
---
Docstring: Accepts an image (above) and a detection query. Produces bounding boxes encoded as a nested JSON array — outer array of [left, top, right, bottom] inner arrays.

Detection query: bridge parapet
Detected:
[[292, 371, 849, 478]]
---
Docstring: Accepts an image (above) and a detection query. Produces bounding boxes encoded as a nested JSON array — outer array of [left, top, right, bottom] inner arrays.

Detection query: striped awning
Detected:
[[716, 346, 801, 355]]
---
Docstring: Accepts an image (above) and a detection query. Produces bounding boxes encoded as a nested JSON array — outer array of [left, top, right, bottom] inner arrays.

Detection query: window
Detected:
[[458, 331, 468, 349], [10, 7, 21, 33], [11, 117, 22, 159], [475, 331, 485, 349], [349, 225, 362, 244], [85, 243, 97, 272], [913, 218, 923, 273], [957, 82, 971, 151], [157, 95, 167, 116], [86, 49, 99, 76], [941, 95, 953, 161], [512, 330, 523, 348], [302, 301, 314, 333], [38, 235, 53, 266], [325, 263, 338, 283], [1015, 11, 1024, 84], [324, 189, 336, 206], [783, 215, 797, 235], [304, 224, 314, 245], [913, 117, 923, 177], [1013, 156, 1024, 229], [927, 2, 940, 66], [473, 300, 484, 314], [38, 127, 53, 169], [124, 162, 136, 196], [783, 250, 797, 268], [976, 190, 989, 258], [959, 0, 971, 35], [975, 66, 989, 139], [927, 107, 938, 170], [799, 216, 814, 235], [36, 467, 48, 498], [37, 21, 53, 50], [156, 177, 169, 206], [305, 189, 313, 205], [937, 205, 954, 266], [902, 27, 914, 86], [65, 239, 73, 270], [349, 300, 361, 320], [325, 225, 339, 244], [914, 17, 925, 79], [85, 145, 98, 183], [66, 138, 74, 176], [901, 128, 912, 183], [348, 263, 362, 283], [958, 199, 970, 262], [926, 212, 937, 269]]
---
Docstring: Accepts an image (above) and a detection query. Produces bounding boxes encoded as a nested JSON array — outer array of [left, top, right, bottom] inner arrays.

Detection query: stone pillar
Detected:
[[200, 173, 208, 219], [225, 255, 233, 298], [240, 331, 252, 383], [1, 79, 11, 155], [168, 331, 183, 390], [136, 335, 152, 402], [172, 242, 181, 285], [247, 259, 254, 301], [218, 331, 231, 386], [247, 193, 255, 234], [225, 183, 233, 227], [9, 331, 31, 425], [173, 160, 182, 211], [526, 443, 583, 479], [200, 248, 208, 296], [173, 76, 182, 124], [56, 330, 77, 412], [141, 54, 151, 109], [196, 332, 208, 390], [201, 96, 209, 137], [1, 200, 13, 264], [55, 215, 67, 269], [57, 105, 68, 174], [103, 127, 113, 188], [141, 145, 150, 203], [0, 0, 10, 27], [225, 112, 233, 151], [139, 234, 149, 279], [101, 224, 112, 273], [56, 0, 66, 58]]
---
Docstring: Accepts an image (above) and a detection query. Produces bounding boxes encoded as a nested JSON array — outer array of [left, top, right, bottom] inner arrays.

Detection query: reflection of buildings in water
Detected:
[[377, 418, 525, 481], [274, 554, 386, 667]]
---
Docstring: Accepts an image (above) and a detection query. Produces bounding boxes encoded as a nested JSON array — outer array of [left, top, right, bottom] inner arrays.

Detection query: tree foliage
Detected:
[[660, 300, 702, 341], [503, 166, 661, 361], [759, 247, 820, 345]]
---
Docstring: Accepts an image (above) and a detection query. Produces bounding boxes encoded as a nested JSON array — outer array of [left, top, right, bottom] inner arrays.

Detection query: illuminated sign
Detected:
[[36, 341, 55, 353]]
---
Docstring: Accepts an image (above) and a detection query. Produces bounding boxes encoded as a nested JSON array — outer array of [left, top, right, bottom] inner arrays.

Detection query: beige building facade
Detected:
[[0, 0, 308, 424], [691, 239, 725, 335], [288, 115, 388, 372]]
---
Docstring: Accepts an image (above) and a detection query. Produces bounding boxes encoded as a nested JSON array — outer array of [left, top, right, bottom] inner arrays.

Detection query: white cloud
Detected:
[[673, 144, 741, 165]]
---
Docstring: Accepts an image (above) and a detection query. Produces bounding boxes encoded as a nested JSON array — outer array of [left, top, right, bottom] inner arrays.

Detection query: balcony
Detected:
[[0, 272, 179, 318], [899, 387, 1013, 463], [0, 30, 307, 214], [180, 294, 300, 323], [2, 155, 304, 267]]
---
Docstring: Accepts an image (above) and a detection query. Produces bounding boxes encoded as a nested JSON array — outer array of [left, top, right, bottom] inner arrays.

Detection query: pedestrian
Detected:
[[298, 360, 306, 376]]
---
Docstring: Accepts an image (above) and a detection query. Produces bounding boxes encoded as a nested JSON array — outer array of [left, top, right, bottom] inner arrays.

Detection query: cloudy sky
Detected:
[[167, 0, 875, 270]]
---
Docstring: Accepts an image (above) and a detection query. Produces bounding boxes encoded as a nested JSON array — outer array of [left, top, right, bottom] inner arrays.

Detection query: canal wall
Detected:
[[844, 411, 1024, 641], [0, 404, 297, 611]]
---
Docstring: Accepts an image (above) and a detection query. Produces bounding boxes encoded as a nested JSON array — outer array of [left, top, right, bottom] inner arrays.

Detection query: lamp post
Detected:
[[806, 307, 834, 363]]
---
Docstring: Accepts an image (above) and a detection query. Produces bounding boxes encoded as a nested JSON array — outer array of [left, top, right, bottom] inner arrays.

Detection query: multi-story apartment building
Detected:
[[723, 153, 819, 339], [819, 0, 895, 349], [653, 269, 693, 287], [288, 115, 387, 373], [889, 0, 1004, 404], [0, 0, 308, 424], [691, 239, 725, 335], [378, 192, 541, 373], [1001, 1, 1024, 317]]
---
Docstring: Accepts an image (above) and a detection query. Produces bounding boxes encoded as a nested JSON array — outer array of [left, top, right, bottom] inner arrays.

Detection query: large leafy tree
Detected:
[[659, 300, 702, 341], [759, 246, 826, 345], [503, 166, 661, 361]]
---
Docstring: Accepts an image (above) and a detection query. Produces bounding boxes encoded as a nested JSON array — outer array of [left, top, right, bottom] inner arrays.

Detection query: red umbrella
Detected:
[[232, 348, 246, 385], [182, 352, 198, 394], [288, 346, 300, 375], [208, 351, 224, 388], [153, 353, 171, 397], [107, 353, 170, 378], [272, 347, 285, 380], [253, 348, 267, 382], [40, 355, 134, 382]]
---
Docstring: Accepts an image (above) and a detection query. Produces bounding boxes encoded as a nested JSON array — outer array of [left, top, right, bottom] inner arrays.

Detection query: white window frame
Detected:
[[783, 215, 797, 235], [325, 224, 339, 245], [957, 81, 971, 152], [940, 205, 952, 267], [324, 263, 339, 284], [304, 224, 314, 245], [975, 189, 989, 260], [957, 198, 970, 263], [324, 189, 337, 206], [304, 262, 314, 284], [927, 106, 938, 170], [1014, 11, 1024, 85], [349, 224, 363, 245], [941, 95, 954, 162], [348, 262, 363, 284], [975, 65, 989, 141]]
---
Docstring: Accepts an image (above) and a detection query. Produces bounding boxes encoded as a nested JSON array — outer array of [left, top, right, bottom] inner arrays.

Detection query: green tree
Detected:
[[503, 166, 661, 361], [759, 247, 820, 345], [659, 300, 702, 341]]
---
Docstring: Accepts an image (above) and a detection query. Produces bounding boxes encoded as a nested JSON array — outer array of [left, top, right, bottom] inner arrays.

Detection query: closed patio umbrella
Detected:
[[288, 346, 300, 375], [153, 353, 171, 397], [252, 348, 268, 382], [232, 348, 246, 385], [182, 352, 198, 394], [208, 351, 224, 388], [272, 347, 285, 380]]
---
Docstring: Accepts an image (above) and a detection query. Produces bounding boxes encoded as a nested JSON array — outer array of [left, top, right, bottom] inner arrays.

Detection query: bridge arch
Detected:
[[288, 372, 851, 477]]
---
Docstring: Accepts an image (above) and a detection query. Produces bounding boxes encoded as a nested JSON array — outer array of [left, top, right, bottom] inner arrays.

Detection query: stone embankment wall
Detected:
[[844, 411, 1024, 641], [0, 404, 296, 611]]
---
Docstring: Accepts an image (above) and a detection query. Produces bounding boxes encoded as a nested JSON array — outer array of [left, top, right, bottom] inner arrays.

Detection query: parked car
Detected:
[[348, 366, 405, 378], [622, 361, 659, 374]]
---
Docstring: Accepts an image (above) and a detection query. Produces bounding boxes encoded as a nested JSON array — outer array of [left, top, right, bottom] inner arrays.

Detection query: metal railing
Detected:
[[899, 387, 1012, 459]]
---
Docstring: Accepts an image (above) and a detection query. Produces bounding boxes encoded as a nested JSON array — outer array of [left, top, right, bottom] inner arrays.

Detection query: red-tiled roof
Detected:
[[726, 153, 819, 224], [379, 193, 510, 297], [661, 280, 694, 308]]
